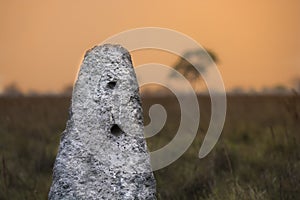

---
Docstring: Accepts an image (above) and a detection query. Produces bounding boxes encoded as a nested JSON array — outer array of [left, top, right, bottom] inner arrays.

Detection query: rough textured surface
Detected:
[[49, 44, 156, 200]]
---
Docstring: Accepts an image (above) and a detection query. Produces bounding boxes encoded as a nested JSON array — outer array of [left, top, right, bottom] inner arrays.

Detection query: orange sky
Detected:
[[0, 0, 299, 93]]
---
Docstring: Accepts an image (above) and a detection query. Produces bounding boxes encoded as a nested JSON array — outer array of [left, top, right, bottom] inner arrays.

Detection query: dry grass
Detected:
[[0, 94, 299, 199]]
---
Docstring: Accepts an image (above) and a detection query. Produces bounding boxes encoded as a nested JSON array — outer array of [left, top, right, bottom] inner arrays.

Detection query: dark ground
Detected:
[[0, 94, 299, 199]]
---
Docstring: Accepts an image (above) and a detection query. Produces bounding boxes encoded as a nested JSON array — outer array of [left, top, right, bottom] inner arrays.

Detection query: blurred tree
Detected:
[[272, 85, 289, 94], [61, 84, 73, 96], [292, 77, 300, 93], [170, 48, 218, 90], [27, 89, 40, 96], [248, 88, 258, 94], [2, 83, 23, 97], [230, 87, 245, 94], [261, 85, 289, 94]]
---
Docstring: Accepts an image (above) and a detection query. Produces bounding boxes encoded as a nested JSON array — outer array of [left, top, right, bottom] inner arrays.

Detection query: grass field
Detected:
[[0, 94, 299, 199]]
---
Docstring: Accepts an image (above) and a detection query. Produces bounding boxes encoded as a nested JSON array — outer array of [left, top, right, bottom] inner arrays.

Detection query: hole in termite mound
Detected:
[[110, 124, 123, 136], [107, 81, 117, 89]]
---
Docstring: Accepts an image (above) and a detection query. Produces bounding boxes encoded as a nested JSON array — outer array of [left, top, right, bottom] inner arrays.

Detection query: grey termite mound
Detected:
[[49, 44, 156, 200]]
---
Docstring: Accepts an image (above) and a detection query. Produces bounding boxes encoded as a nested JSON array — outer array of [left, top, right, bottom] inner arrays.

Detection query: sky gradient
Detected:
[[0, 0, 299, 93]]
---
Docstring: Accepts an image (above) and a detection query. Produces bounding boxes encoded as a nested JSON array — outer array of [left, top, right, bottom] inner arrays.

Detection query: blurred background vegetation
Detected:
[[1, 49, 300, 199], [0, 92, 299, 199]]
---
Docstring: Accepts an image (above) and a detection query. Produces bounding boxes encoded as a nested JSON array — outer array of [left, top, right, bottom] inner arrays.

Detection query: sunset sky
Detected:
[[0, 0, 299, 93]]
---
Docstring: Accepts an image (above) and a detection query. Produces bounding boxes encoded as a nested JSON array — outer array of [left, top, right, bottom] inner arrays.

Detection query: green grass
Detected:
[[0, 94, 299, 199]]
